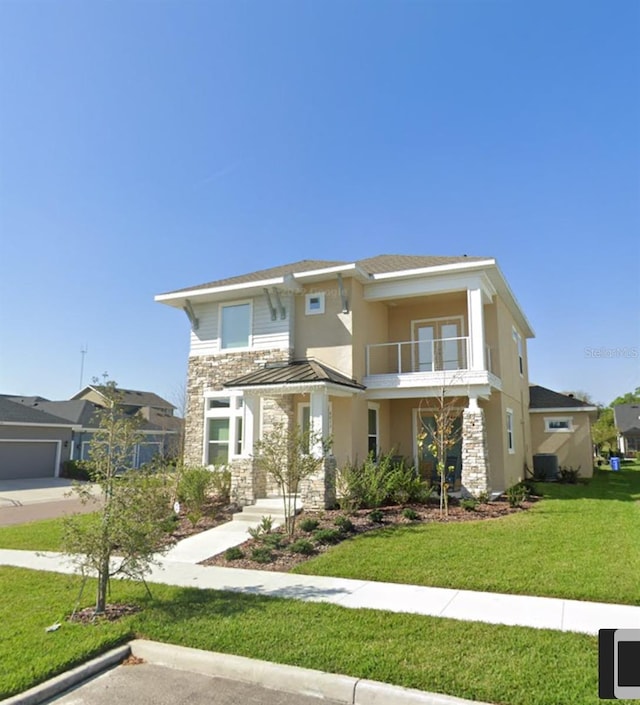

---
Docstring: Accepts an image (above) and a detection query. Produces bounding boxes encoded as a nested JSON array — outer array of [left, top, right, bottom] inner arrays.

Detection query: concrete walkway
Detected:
[[1, 547, 638, 635]]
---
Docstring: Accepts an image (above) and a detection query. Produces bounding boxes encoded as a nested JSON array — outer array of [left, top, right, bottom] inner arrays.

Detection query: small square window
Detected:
[[305, 292, 325, 315]]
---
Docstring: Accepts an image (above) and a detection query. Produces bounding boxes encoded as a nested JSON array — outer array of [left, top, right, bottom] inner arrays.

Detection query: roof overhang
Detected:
[[0, 422, 81, 430], [223, 381, 363, 397], [529, 407, 598, 413]]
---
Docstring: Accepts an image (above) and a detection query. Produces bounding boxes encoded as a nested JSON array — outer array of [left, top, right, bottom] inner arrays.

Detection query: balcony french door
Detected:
[[413, 317, 464, 372]]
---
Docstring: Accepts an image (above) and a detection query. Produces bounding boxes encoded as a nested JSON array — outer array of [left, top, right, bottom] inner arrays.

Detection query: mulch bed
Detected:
[[157, 498, 242, 549], [200, 496, 537, 573], [68, 603, 141, 624]]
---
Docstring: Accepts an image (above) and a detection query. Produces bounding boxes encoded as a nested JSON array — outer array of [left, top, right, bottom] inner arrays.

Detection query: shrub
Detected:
[[177, 466, 213, 525], [402, 507, 419, 520], [460, 498, 478, 512], [387, 460, 429, 505], [250, 546, 273, 563], [289, 538, 315, 555], [225, 546, 244, 561], [334, 515, 355, 533], [262, 532, 284, 550], [248, 515, 274, 541], [313, 528, 343, 545], [558, 466, 581, 484], [299, 518, 320, 533], [368, 509, 384, 523], [60, 459, 91, 481], [210, 468, 232, 503], [476, 491, 490, 504], [505, 483, 528, 508]]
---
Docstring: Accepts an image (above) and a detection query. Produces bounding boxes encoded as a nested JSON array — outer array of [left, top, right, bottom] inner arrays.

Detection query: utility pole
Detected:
[[79, 345, 88, 389]]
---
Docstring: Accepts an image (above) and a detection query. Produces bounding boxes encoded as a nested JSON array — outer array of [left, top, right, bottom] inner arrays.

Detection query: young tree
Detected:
[[63, 379, 172, 615], [253, 422, 324, 537], [417, 383, 463, 516]]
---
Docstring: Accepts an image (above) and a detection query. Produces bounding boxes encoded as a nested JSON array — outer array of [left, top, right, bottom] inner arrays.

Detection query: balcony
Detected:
[[364, 337, 501, 397]]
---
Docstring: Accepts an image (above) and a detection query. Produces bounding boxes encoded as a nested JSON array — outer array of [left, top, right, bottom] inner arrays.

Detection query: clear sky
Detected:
[[0, 0, 638, 409]]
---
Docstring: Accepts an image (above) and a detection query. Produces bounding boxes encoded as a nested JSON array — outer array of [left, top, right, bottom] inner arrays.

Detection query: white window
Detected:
[[220, 302, 251, 349], [512, 327, 523, 376], [544, 417, 574, 433], [368, 403, 379, 456], [204, 392, 245, 465], [305, 292, 325, 315], [506, 409, 515, 454]]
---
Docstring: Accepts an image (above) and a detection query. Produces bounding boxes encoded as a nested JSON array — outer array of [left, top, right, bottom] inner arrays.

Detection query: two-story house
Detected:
[[156, 255, 535, 508]]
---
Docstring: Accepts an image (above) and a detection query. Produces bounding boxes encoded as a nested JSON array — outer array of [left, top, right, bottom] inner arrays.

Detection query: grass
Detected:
[[0, 565, 625, 705], [294, 466, 640, 605], [0, 512, 96, 551]]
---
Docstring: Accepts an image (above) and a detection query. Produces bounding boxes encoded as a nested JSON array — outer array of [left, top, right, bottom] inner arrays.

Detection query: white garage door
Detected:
[[0, 441, 59, 480]]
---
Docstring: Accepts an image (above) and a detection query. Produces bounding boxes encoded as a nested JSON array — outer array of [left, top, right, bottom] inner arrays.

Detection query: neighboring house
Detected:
[[156, 254, 535, 508], [613, 404, 640, 455], [0, 396, 78, 480], [3, 388, 182, 476], [529, 386, 597, 478]]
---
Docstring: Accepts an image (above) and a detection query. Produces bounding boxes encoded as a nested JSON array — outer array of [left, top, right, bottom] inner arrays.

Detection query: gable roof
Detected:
[[159, 254, 487, 296], [613, 404, 640, 434], [0, 397, 77, 427], [529, 385, 597, 412], [71, 386, 175, 410], [224, 359, 365, 391]]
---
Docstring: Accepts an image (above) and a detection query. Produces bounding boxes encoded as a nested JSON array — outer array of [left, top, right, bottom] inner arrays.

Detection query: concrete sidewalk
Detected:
[[1, 547, 638, 635]]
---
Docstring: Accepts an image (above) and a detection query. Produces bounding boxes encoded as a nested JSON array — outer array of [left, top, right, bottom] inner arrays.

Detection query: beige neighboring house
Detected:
[[529, 385, 597, 478], [156, 255, 535, 508]]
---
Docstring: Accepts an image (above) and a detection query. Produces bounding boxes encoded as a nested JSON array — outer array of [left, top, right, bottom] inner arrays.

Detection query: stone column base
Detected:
[[300, 455, 336, 510], [461, 407, 491, 497]]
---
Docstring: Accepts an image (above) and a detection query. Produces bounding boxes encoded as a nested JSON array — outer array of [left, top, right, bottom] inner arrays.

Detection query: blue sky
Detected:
[[0, 0, 638, 408]]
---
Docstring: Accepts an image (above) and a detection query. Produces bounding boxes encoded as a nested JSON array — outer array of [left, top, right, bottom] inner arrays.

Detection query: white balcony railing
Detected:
[[366, 337, 471, 376]]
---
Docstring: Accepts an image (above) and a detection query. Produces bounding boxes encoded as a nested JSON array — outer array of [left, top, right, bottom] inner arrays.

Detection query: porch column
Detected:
[[467, 288, 486, 371], [309, 389, 330, 459], [461, 395, 491, 497], [243, 393, 258, 455]]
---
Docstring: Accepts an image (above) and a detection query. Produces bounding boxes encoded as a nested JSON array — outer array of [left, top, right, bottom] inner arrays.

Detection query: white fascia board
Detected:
[[292, 263, 370, 283], [0, 422, 80, 430], [529, 407, 598, 413], [485, 262, 535, 338], [155, 276, 286, 308], [370, 259, 497, 281], [226, 382, 363, 397], [363, 272, 493, 302]]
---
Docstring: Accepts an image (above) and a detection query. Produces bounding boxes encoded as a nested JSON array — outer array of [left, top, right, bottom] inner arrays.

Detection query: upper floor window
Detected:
[[544, 417, 573, 433], [220, 302, 251, 349], [512, 327, 523, 376], [506, 409, 515, 453], [305, 292, 325, 315]]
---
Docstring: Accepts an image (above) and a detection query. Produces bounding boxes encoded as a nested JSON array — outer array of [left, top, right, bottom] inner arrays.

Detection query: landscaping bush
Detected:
[[248, 516, 274, 541], [299, 518, 320, 533], [460, 498, 478, 512], [368, 509, 384, 523], [558, 466, 580, 484], [177, 466, 214, 525], [262, 533, 284, 550], [289, 538, 315, 555], [402, 507, 420, 520], [505, 482, 528, 508], [476, 491, 490, 504], [387, 460, 429, 505], [210, 468, 232, 503], [224, 546, 244, 561], [250, 546, 274, 563], [313, 528, 343, 545], [334, 515, 355, 533], [60, 459, 91, 481]]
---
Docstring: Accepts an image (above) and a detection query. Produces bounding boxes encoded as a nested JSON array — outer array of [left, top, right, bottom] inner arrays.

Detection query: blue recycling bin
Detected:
[[611, 457, 621, 471]]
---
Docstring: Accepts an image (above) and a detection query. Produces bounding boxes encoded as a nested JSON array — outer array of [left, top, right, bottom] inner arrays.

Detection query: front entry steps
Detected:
[[163, 496, 301, 564]]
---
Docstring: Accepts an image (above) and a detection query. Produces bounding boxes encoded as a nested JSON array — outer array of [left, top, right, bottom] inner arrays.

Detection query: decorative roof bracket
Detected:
[[337, 273, 349, 314], [272, 287, 286, 320], [263, 288, 277, 321], [183, 299, 199, 330]]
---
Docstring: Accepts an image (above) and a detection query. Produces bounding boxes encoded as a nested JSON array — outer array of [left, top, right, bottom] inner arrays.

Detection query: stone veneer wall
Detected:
[[300, 455, 337, 510], [260, 395, 295, 496], [184, 349, 291, 467], [461, 407, 491, 497]]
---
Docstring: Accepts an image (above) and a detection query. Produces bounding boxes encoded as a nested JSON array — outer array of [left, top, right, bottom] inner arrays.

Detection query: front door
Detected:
[[413, 318, 464, 372], [416, 413, 462, 491]]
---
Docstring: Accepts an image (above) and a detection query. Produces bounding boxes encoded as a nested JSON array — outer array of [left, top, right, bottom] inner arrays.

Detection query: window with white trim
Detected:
[[512, 327, 523, 376], [204, 392, 245, 465], [220, 302, 251, 349], [544, 417, 574, 432], [506, 409, 515, 454], [298, 401, 333, 454], [305, 292, 325, 315], [368, 403, 379, 456]]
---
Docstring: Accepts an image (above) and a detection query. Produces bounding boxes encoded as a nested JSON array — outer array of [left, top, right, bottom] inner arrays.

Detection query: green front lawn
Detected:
[[0, 512, 95, 551], [0, 566, 619, 705], [294, 467, 640, 605]]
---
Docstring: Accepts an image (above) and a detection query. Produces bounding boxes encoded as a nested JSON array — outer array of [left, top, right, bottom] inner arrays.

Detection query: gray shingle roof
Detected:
[[71, 386, 175, 410], [613, 404, 640, 434], [529, 385, 594, 410], [161, 254, 488, 295], [224, 359, 365, 390], [0, 397, 76, 426]]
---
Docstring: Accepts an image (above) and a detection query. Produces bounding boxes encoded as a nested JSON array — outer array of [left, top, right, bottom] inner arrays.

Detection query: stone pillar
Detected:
[[461, 397, 491, 497], [300, 454, 337, 510], [230, 458, 255, 506], [259, 394, 294, 497]]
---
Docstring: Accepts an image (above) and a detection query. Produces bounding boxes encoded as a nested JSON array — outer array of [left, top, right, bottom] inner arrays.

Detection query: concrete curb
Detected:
[[2, 644, 131, 705], [129, 639, 493, 705]]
